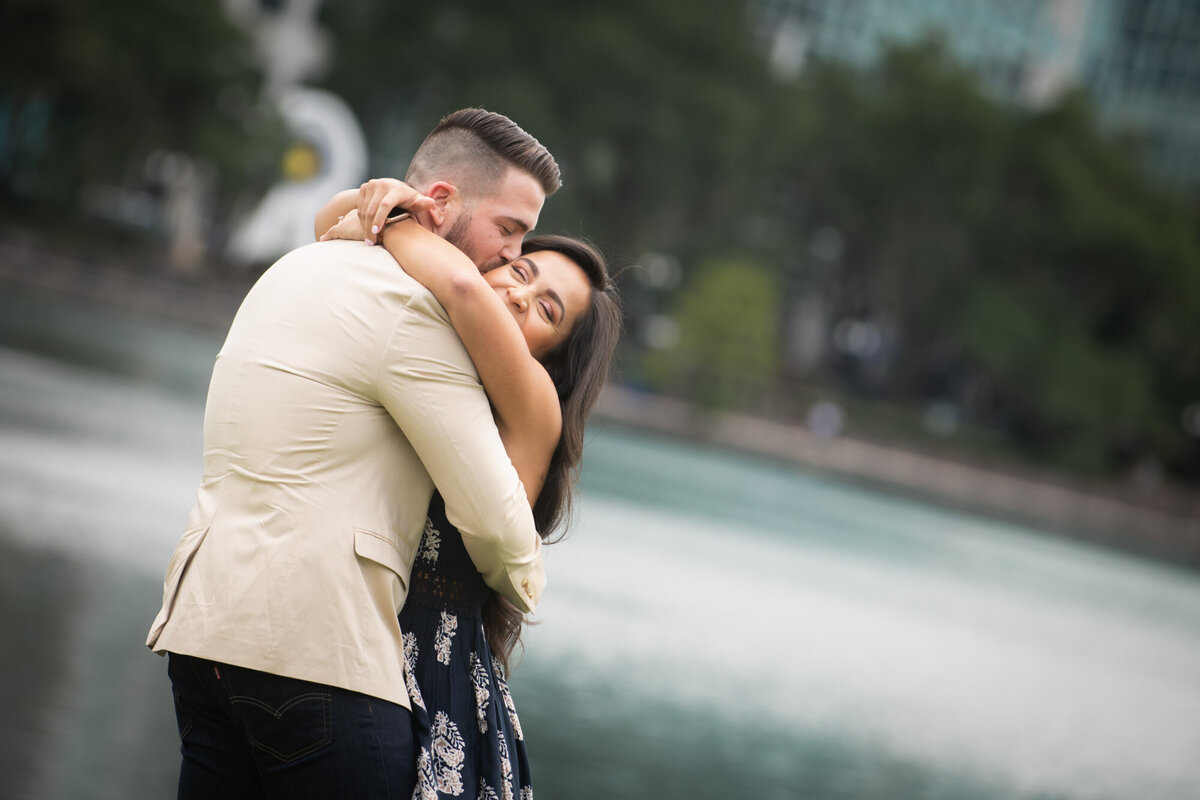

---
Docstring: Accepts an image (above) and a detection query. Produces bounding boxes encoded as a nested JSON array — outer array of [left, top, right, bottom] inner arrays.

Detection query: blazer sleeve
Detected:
[[376, 293, 545, 613]]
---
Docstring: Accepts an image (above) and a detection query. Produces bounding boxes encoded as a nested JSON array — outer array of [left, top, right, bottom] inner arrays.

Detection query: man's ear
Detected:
[[425, 181, 457, 229]]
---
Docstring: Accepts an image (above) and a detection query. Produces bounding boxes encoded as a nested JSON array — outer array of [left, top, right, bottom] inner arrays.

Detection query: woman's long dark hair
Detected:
[[482, 234, 622, 671]]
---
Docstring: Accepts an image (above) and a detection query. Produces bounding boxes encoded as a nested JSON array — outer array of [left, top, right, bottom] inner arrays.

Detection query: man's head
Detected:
[[406, 109, 561, 271]]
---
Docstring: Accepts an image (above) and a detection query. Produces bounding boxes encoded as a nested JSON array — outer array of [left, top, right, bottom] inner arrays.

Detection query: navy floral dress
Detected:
[[400, 492, 534, 800]]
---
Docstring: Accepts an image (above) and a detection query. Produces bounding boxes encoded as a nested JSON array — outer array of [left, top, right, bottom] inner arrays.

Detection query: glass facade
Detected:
[[1080, 0, 1200, 187], [753, 0, 1200, 189]]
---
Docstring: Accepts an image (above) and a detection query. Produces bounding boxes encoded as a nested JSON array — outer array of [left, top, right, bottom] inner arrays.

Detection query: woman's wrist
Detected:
[[381, 211, 412, 234]]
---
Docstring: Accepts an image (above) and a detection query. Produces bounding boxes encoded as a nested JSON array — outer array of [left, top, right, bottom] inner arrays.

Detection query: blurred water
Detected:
[[1, 295, 1199, 800]]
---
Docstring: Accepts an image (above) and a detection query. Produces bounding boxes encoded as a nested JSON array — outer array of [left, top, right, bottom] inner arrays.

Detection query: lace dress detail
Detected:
[[402, 492, 534, 800]]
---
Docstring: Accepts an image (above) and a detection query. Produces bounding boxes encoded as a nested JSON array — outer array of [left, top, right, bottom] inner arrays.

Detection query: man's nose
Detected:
[[499, 239, 522, 264]]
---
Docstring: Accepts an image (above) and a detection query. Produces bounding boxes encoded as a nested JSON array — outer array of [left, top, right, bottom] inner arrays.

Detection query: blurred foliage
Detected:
[[0, 0, 282, 216], [763, 43, 1200, 479], [642, 260, 781, 412]]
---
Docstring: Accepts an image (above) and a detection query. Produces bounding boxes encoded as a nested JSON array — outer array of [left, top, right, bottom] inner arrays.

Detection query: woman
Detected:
[[319, 181, 621, 799]]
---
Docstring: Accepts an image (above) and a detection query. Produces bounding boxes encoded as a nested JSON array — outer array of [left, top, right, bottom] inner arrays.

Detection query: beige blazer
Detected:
[[146, 240, 544, 708]]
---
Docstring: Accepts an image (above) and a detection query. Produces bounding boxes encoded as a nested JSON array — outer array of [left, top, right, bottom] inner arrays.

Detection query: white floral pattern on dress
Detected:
[[495, 726, 514, 800], [435, 611, 458, 666], [405, 499, 534, 800], [430, 711, 466, 796], [419, 518, 441, 563], [470, 653, 490, 733], [492, 656, 523, 741], [413, 747, 436, 800], [402, 631, 425, 711]]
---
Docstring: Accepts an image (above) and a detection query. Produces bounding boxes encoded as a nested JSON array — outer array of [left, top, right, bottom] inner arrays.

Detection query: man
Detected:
[[147, 109, 560, 799]]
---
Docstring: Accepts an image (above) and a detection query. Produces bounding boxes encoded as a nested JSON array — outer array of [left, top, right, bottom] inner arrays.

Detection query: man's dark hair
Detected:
[[406, 108, 561, 199]]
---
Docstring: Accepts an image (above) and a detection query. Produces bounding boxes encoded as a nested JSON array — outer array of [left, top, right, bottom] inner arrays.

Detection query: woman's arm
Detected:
[[314, 189, 358, 240], [386, 219, 561, 501], [314, 180, 435, 242], [324, 211, 561, 501]]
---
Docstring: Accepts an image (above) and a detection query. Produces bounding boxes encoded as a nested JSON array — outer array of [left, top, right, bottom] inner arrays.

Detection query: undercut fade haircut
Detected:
[[406, 108, 562, 201]]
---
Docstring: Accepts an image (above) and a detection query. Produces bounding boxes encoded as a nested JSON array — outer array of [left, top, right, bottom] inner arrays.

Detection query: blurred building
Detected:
[[1081, 0, 1200, 188], [753, 0, 1200, 190]]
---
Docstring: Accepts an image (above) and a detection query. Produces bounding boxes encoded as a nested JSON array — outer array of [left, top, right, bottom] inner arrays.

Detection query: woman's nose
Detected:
[[509, 287, 529, 313]]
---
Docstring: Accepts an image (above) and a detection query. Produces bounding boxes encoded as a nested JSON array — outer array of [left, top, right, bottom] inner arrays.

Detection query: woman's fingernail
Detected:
[[371, 225, 379, 234]]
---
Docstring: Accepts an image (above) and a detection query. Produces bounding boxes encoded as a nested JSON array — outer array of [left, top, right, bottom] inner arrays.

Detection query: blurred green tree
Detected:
[[769, 41, 1200, 477], [962, 90, 1200, 474], [0, 0, 279, 216], [642, 258, 780, 413]]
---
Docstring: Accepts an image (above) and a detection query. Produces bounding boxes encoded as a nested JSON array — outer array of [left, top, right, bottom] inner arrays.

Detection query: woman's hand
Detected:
[[318, 209, 367, 242], [358, 179, 435, 244]]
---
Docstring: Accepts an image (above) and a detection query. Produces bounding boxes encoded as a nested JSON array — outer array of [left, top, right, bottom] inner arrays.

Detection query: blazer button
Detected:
[[522, 577, 534, 599]]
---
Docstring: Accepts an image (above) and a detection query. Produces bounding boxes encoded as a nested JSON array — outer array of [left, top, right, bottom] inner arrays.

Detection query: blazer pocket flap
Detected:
[[353, 528, 415, 582]]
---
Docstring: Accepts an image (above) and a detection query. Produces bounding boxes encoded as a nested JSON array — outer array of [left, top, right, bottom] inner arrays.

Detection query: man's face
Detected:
[[443, 168, 545, 271]]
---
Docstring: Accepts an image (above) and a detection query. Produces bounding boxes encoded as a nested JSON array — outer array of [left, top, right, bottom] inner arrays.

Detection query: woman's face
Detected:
[[484, 250, 592, 361]]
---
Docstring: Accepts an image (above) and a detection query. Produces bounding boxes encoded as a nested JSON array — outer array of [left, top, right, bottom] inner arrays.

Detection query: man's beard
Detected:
[[444, 209, 501, 271]]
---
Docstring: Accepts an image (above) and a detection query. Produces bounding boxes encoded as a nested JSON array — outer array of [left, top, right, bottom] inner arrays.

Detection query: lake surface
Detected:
[[1, 292, 1199, 799]]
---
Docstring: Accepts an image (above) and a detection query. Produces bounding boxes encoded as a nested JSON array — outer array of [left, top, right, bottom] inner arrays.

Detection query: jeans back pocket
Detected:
[[227, 680, 332, 763]]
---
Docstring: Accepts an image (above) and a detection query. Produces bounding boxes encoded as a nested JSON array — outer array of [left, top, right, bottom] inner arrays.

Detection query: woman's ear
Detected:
[[425, 181, 457, 229]]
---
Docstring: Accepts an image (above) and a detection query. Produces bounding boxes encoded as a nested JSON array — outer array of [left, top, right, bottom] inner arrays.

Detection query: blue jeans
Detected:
[[168, 653, 416, 799]]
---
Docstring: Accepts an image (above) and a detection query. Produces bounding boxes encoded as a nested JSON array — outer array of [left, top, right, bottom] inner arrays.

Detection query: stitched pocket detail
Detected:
[[229, 691, 332, 763]]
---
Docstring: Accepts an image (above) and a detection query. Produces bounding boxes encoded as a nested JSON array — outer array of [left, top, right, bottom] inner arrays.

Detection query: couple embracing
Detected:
[[147, 108, 622, 799]]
